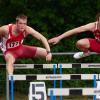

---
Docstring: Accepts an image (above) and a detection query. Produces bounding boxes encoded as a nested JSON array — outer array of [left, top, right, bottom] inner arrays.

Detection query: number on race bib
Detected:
[[7, 41, 20, 48]]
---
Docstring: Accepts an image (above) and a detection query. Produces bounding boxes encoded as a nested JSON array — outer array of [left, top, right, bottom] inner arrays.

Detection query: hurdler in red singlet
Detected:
[[0, 24, 37, 59], [48, 13, 100, 59], [0, 14, 52, 75]]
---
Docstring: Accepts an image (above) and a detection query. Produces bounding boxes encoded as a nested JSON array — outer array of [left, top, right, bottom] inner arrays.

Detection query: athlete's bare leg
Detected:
[[76, 38, 90, 53], [73, 38, 91, 59], [5, 53, 15, 75], [34, 47, 47, 58]]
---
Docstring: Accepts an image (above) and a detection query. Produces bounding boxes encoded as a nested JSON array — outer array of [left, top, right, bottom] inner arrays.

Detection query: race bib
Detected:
[[7, 41, 20, 48]]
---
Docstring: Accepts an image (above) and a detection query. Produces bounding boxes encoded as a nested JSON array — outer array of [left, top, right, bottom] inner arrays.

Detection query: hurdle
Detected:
[[0, 51, 97, 100], [11, 74, 100, 81], [1, 63, 100, 69], [58, 63, 100, 68], [0, 52, 98, 56], [7, 64, 100, 100], [48, 64, 100, 100], [8, 73, 100, 100], [52, 52, 97, 55], [0, 51, 98, 100], [7, 73, 99, 100], [48, 88, 100, 96], [6, 64, 57, 100]]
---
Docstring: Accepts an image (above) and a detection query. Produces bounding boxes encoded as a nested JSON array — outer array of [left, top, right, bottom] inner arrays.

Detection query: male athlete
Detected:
[[48, 13, 100, 59], [0, 14, 52, 75]]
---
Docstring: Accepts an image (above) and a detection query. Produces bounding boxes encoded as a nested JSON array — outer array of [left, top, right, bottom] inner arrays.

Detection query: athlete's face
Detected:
[[16, 18, 27, 32]]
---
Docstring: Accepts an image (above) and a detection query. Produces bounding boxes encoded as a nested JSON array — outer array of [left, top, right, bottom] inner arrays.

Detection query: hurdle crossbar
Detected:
[[1, 63, 100, 69], [0, 52, 98, 56], [0, 64, 57, 69], [58, 63, 100, 68], [52, 52, 97, 55], [11, 74, 99, 81], [48, 88, 100, 96]]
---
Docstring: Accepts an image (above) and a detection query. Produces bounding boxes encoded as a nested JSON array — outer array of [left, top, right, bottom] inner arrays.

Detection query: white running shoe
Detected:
[[73, 52, 90, 59]]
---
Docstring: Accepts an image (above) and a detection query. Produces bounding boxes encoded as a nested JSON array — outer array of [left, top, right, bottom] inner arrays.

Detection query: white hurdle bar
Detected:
[[58, 63, 100, 68], [10, 74, 99, 81], [48, 88, 100, 96], [0, 52, 97, 56], [0, 64, 57, 69], [1, 63, 100, 69], [52, 52, 97, 55]]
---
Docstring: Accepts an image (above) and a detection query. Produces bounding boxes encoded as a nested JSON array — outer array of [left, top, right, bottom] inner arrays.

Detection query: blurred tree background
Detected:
[[0, 0, 100, 63], [0, 0, 100, 98], [0, 0, 99, 63]]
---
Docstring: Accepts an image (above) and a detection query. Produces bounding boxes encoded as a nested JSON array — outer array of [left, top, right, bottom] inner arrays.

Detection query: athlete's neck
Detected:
[[13, 25, 24, 36]]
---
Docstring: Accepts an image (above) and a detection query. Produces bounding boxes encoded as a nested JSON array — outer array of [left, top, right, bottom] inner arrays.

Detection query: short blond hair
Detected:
[[16, 14, 27, 22]]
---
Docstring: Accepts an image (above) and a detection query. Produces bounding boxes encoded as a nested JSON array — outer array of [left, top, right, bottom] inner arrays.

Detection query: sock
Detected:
[[8, 73, 13, 80]]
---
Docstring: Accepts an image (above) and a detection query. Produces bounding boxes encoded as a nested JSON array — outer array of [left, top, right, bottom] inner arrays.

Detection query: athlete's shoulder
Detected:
[[25, 25, 36, 34], [0, 24, 9, 36]]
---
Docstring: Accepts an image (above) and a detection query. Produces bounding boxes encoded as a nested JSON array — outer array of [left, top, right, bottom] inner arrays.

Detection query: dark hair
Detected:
[[96, 13, 100, 21], [16, 14, 27, 22]]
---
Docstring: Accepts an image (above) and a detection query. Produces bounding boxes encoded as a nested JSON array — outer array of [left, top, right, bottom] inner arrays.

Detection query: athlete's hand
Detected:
[[48, 37, 60, 45], [46, 53, 52, 61]]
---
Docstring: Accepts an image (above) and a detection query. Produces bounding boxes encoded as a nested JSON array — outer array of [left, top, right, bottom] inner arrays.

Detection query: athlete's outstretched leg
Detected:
[[76, 38, 90, 52], [4, 53, 15, 75], [73, 38, 90, 59], [35, 47, 52, 61]]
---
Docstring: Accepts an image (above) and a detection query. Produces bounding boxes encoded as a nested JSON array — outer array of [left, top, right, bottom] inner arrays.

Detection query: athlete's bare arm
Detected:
[[26, 26, 51, 52], [0, 25, 9, 37], [48, 22, 96, 44], [58, 22, 95, 40]]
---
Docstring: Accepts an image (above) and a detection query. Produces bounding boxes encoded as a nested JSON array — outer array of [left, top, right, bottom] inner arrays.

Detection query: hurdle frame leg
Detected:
[[53, 64, 57, 100], [10, 75, 14, 100], [59, 64, 62, 100], [6, 72, 9, 100]]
